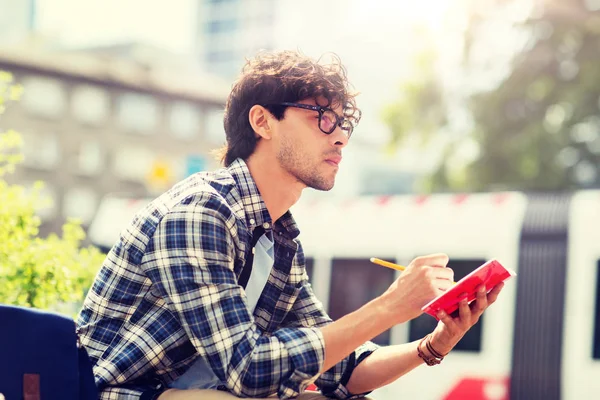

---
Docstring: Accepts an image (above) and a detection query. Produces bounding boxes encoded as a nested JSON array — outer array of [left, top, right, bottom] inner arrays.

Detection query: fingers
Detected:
[[423, 266, 454, 290], [471, 282, 504, 315], [458, 297, 472, 324], [458, 283, 502, 323], [436, 309, 458, 332], [408, 254, 453, 292], [433, 267, 454, 282], [486, 282, 505, 305], [435, 282, 506, 348], [411, 253, 450, 268], [471, 285, 488, 315]]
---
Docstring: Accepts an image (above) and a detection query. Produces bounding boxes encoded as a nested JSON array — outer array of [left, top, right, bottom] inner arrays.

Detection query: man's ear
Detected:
[[248, 105, 272, 140]]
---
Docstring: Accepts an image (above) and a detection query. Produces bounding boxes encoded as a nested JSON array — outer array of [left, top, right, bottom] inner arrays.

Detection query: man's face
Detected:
[[273, 97, 350, 191]]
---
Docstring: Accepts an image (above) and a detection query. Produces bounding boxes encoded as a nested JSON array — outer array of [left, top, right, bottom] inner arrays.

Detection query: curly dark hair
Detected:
[[216, 50, 361, 166]]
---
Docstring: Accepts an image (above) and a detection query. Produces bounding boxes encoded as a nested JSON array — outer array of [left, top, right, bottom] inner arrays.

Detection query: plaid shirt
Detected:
[[77, 159, 378, 400]]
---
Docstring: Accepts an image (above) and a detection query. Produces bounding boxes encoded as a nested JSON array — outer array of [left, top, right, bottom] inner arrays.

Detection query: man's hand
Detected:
[[429, 282, 505, 355], [320, 253, 453, 373], [382, 254, 454, 324]]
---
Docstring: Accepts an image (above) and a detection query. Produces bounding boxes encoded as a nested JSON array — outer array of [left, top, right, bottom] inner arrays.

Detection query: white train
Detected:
[[90, 190, 600, 400]]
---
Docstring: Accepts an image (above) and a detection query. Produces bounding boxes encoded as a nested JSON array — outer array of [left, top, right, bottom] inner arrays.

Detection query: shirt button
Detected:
[[249, 218, 255, 225], [263, 222, 270, 229]]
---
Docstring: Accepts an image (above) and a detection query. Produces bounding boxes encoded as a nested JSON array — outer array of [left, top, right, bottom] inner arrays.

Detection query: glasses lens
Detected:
[[320, 109, 338, 134], [340, 119, 353, 138]]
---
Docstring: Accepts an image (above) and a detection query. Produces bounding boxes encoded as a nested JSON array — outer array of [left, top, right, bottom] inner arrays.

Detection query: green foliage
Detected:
[[460, 2, 600, 192], [385, 1, 600, 193], [381, 51, 447, 149], [0, 71, 105, 313]]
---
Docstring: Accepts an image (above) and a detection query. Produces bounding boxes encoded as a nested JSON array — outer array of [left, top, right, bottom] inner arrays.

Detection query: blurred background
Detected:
[[1, 1, 600, 399], [1, 0, 599, 236]]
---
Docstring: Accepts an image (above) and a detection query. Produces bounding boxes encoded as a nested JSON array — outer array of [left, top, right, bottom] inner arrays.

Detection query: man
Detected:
[[77, 50, 504, 400]]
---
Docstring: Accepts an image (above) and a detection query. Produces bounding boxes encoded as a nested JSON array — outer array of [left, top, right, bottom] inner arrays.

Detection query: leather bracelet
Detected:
[[417, 335, 444, 366], [425, 336, 447, 359]]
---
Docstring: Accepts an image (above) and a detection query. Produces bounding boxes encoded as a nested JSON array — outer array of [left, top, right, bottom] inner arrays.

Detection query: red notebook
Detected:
[[421, 259, 516, 319]]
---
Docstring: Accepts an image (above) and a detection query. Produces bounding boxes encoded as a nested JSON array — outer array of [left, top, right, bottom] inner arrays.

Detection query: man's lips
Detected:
[[325, 156, 342, 165]]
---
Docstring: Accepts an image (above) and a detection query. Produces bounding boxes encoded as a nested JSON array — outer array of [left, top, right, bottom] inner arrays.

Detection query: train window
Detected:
[[408, 259, 486, 352], [593, 260, 600, 360], [329, 258, 395, 345]]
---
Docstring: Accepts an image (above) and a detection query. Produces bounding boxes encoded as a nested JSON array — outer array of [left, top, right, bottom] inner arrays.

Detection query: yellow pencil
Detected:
[[369, 258, 405, 271], [370, 257, 456, 284]]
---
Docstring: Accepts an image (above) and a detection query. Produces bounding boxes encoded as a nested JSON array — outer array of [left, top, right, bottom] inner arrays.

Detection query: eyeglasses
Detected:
[[265, 102, 356, 139]]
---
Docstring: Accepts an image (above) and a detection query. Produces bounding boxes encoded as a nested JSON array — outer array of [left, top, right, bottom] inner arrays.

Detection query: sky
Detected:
[[36, 0, 198, 53], [35, 0, 455, 54]]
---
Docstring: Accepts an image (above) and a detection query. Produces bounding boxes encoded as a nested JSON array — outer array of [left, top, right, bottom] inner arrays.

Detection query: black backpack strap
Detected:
[[238, 226, 265, 289]]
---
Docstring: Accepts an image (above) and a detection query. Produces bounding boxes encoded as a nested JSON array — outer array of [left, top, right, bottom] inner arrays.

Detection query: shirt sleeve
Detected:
[[281, 267, 380, 399], [141, 193, 325, 399]]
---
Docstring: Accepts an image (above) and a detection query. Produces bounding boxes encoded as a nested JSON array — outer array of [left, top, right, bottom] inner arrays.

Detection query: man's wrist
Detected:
[[374, 293, 411, 326], [429, 331, 454, 356], [417, 335, 445, 366]]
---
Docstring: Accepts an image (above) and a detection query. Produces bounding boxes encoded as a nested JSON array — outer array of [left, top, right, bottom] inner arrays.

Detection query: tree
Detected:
[[380, 43, 451, 193], [0, 71, 105, 313], [462, 1, 600, 191], [382, 51, 448, 150], [385, 1, 600, 192]]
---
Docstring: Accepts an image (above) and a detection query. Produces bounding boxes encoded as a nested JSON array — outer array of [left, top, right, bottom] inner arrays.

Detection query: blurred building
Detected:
[[0, 45, 230, 235], [195, 0, 277, 79]]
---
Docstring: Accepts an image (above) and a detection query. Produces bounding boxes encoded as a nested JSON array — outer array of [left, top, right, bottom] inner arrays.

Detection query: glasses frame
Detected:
[[264, 102, 354, 139]]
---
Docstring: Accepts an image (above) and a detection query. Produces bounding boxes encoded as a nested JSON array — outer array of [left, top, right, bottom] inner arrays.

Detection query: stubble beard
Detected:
[[277, 141, 335, 191]]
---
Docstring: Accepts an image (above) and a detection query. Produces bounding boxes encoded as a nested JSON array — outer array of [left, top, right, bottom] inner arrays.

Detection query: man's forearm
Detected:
[[319, 294, 409, 373], [345, 341, 426, 394]]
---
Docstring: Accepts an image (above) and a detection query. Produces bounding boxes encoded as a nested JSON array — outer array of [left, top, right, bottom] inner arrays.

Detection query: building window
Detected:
[[205, 108, 225, 144], [73, 141, 104, 176], [206, 19, 238, 34], [62, 187, 98, 225], [71, 84, 110, 126], [408, 259, 486, 352], [169, 101, 202, 140], [21, 131, 60, 170], [21, 76, 66, 118], [112, 146, 155, 183], [328, 258, 395, 346], [117, 92, 158, 134], [207, 0, 236, 3], [207, 0, 239, 22]]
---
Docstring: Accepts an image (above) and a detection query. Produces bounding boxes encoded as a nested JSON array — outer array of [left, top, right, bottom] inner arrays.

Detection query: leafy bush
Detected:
[[0, 71, 104, 313]]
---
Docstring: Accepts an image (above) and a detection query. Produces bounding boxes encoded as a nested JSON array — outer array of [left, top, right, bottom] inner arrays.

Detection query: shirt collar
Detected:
[[227, 158, 300, 239]]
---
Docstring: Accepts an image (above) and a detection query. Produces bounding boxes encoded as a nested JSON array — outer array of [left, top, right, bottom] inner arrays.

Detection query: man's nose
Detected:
[[329, 126, 349, 148]]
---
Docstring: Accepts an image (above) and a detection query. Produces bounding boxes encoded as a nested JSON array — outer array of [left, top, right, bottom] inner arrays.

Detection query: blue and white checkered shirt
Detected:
[[77, 159, 378, 400]]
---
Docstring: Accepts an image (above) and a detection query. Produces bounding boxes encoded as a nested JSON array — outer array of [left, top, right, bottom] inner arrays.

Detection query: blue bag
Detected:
[[0, 304, 97, 400]]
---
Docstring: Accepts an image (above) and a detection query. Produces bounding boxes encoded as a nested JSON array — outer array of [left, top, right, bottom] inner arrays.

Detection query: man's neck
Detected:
[[245, 154, 303, 223]]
